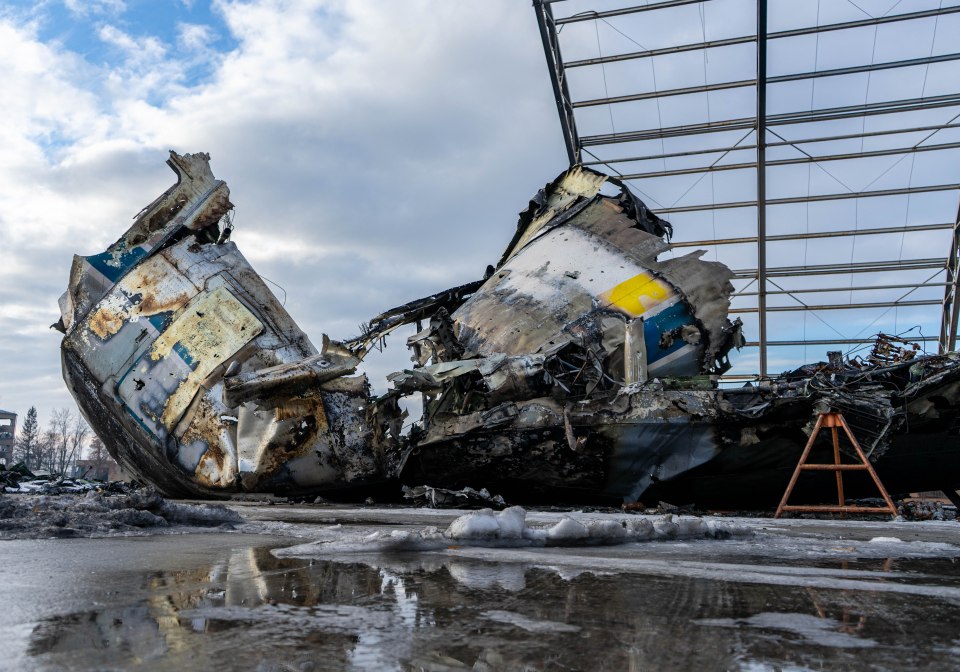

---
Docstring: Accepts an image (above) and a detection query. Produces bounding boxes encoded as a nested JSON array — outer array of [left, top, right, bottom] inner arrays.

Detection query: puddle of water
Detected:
[[7, 536, 960, 671]]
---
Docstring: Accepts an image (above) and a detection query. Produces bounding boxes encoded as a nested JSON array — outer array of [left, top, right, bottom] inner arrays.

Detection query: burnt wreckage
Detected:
[[59, 152, 960, 507]]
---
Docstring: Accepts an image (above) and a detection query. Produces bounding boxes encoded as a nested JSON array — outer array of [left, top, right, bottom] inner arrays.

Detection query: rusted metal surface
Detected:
[[60, 152, 960, 506]]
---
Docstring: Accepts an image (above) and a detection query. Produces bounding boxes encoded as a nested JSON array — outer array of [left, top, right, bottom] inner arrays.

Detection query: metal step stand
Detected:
[[775, 411, 898, 519]]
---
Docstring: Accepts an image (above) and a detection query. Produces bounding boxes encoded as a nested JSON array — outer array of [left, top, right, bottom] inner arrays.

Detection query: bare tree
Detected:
[[84, 437, 110, 481], [34, 430, 54, 471], [69, 416, 89, 476], [46, 408, 90, 476]]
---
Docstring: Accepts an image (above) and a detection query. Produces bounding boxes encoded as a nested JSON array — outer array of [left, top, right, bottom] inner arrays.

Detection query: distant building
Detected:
[[0, 409, 16, 466], [72, 456, 131, 482]]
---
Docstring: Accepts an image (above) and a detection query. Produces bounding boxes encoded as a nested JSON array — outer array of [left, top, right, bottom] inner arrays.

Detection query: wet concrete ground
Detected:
[[2, 505, 960, 671]]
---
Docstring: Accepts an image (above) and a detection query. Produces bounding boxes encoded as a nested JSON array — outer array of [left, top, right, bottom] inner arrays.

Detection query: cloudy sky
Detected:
[[0, 0, 568, 427]]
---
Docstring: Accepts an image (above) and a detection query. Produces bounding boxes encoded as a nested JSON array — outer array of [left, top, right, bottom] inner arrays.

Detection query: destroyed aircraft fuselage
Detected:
[[59, 153, 389, 498], [59, 152, 960, 507]]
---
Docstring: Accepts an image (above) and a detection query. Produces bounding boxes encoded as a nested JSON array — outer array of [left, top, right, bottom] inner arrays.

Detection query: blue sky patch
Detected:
[[34, 0, 238, 84]]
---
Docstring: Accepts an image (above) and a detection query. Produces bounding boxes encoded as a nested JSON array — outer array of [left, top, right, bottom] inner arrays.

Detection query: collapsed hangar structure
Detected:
[[58, 0, 960, 508], [534, 0, 960, 377]]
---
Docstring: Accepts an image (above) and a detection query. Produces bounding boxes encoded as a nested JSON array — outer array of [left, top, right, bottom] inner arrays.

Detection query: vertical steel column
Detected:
[[944, 198, 960, 351], [940, 233, 956, 353], [756, 0, 769, 376], [534, 0, 582, 165]]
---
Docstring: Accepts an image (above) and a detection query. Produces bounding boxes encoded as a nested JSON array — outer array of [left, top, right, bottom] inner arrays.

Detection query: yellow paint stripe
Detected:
[[599, 271, 673, 317]]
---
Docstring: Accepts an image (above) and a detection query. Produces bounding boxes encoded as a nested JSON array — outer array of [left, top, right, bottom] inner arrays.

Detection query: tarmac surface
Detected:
[[2, 502, 960, 671]]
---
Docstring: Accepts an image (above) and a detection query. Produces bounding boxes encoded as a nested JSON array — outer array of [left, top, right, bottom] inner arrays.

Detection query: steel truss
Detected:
[[533, 0, 960, 377]]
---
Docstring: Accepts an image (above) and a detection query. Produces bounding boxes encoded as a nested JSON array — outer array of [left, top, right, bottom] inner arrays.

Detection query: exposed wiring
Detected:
[[259, 274, 287, 307], [594, 21, 616, 137]]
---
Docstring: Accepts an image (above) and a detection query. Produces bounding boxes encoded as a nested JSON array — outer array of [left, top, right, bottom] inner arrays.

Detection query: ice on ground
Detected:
[[547, 517, 589, 541], [654, 516, 679, 539], [586, 519, 627, 541], [496, 506, 526, 539], [627, 517, 654, 539], [273, 527, 451, 556], [447, 508, 502, 540], [273, 507, 751, 557], [869, 536, 903, 543]]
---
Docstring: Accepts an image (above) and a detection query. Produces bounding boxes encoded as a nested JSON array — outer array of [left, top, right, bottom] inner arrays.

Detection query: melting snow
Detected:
[[273, 507, 750, 557]]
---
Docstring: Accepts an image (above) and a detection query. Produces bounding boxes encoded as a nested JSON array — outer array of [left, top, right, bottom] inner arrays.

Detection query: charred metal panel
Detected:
[[452, 166, 738, 378], [372, 166, 744, 502]]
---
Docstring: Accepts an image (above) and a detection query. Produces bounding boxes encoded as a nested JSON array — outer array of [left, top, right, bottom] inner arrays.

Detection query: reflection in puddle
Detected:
[[25, 547, 960, 671], [695, 612, 878, 649]]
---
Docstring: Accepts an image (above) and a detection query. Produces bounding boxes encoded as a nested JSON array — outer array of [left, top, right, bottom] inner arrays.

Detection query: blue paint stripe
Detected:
[[644, 301, 696, 363], [148, 312, 173, 332], [84, 246, 148, 283], [123, 404, 161, 441], [172, 341, 197, 370]]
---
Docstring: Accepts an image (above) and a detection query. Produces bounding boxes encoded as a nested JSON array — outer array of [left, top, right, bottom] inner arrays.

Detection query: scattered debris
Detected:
[[402, 484, 506, 509], [0, 488, 243, 539], [1, 463, 133, 495], [899, 499, 957, 522]]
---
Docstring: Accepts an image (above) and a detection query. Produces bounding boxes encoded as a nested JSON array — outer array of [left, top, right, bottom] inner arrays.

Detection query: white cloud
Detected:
[[177, 22, 214, 51], [63, 0, 126, 17]]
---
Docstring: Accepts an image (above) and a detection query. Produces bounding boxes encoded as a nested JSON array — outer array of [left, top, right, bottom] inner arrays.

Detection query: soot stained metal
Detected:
[[59, 152, 960, 507]]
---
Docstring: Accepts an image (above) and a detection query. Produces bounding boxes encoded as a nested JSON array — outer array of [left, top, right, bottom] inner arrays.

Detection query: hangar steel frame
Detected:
[[534, 0, 960, 377]]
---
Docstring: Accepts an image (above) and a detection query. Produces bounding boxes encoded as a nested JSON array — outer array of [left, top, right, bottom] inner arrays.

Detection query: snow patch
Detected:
[[273, 508, 751, 557], [446, 508, 502, 540], [547, 517, 589, 542], [0, 489, 243, 539]]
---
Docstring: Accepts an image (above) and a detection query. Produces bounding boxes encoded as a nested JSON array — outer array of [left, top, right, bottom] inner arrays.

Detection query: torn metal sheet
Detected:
[[60, 154, 960, 507], [401, 484, 506, 509]]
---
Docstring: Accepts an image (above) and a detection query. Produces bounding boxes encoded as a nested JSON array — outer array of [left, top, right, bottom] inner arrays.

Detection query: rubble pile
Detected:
[[899, 499, 958, 522], [0, 488, 243, 539], [1, 463, 133, 495], [401, 484, 507, 509]]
